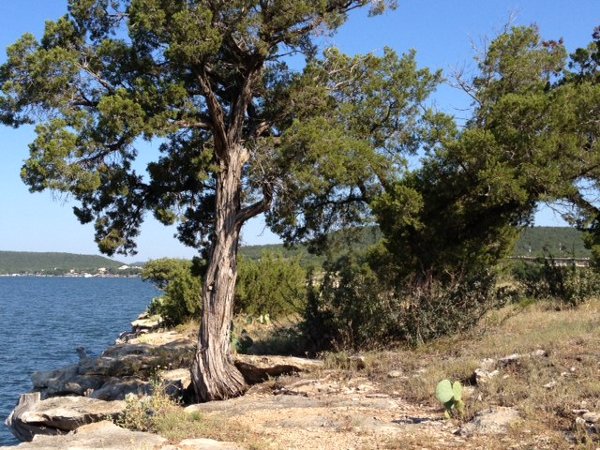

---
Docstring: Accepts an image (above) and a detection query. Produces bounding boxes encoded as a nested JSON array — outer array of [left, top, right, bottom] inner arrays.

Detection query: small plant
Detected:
[[435, 379, 465, 419]]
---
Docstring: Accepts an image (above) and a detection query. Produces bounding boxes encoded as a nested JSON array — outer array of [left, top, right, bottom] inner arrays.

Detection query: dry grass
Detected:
[[345, 299, 600, 448]]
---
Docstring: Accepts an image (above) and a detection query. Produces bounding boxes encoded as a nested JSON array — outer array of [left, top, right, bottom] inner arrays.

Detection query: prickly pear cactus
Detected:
[[436, 379, 465, 418]]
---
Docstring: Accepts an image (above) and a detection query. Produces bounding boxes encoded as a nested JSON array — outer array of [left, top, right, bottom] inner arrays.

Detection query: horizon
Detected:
[[1, 1, 595, 262]]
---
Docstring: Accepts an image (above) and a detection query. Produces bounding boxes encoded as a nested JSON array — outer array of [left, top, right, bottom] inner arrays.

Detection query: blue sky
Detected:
[[0, 1, 597, 262]]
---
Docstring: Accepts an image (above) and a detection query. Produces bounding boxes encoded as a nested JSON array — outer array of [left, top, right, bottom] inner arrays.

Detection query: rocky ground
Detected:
[[2, 303, 600, 449]]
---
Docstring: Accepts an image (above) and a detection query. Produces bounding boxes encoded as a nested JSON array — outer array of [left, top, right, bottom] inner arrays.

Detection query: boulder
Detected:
[[31, 365, 77, 390], [1, 421, 167, 449], [233, 354, 324, 384], [131, 314, 163, 332], [90, 377, 151, 401], [6, 393, 125, 441]]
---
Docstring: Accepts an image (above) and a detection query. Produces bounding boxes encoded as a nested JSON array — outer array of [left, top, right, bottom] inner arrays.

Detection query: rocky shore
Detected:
[[2, 314, 322, 449]]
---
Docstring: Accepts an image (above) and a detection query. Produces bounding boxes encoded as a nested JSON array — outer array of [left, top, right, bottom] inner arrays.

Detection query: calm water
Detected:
[[0, 277, 158, 446]]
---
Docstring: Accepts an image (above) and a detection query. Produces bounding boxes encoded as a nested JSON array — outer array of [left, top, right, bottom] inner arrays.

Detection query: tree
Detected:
[[373, 25, 600, 281], [0, 0, 440, 401]]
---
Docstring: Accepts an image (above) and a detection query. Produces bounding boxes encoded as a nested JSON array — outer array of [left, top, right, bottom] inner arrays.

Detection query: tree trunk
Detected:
[[191, 145, 249, 402]]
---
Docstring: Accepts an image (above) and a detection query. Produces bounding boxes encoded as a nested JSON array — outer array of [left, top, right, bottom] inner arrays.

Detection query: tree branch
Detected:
[[235, 183, 273, 225], [197, 71, 228, 159]]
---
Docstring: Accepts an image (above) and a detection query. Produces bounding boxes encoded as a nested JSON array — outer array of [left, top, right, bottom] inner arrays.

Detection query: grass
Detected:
[[117, 299, 599, 448], [346, 299, 600, 448]]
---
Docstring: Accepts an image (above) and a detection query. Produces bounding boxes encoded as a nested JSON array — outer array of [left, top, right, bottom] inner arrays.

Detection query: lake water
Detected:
[[0, 277, 158, 446]]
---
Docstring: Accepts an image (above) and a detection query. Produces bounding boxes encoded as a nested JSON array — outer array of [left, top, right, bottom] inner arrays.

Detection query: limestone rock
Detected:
[[233, 354, 324, 384], [474, 368, 499, 385], [459, 407, 520, 436], [31, 365, 77, 390], [583, 411, 600, 424], [498, 354, 522, 367], [90, 377, 151, 400], [6, 393, 125, 441], [1, 421, 167, 449], [387, 370, 403, 378], [131, 314, 163, 332]]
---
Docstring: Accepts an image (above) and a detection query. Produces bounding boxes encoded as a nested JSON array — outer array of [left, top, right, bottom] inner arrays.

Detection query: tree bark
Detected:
[[191, 145, 249, 402]]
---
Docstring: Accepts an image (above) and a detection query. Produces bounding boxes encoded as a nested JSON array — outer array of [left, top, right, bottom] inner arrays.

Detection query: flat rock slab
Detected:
[[1, 421, 167, 449], [6, 393, 125, 441]]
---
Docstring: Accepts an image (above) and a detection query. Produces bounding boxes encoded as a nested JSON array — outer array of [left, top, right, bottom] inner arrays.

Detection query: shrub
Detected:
[[116, 381, 179, 433], [512, 258, 600, 306], [235, 252, 307, 319], [142, 259, 202, 326], [302, 252, 499, 350], [142, 253, 307, 327]]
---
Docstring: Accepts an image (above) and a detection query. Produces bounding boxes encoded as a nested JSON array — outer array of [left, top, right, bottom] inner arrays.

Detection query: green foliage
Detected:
[[512, 259, 600, 306], [235, 252, 307, 319], [435, 380, 465, 419], [142, 253, 307, 326], [0, 0, 412, 259], [142, 259, 201, 326], [302, 250, 498, 350]]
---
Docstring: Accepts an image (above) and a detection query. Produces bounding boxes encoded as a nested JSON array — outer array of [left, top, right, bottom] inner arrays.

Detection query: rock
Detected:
[[530, 349, 548, 358], [543, 380, 557, 389], [387, 370, 403, 378], [233, 354, 324, 384], [31, 365, 77, 390], [90, 377, 151, 400], [101, 343, 154, 358], [1, 421, 167, 449], [498, 354, 522, 367], [178, 438, 244, 449], [583, 412, 600, 424], [479, 358, 497, 372], [474, 368, 499, 385], [6, 393, 125, 441], [131, 314, 163, 332], [459, 407, 520, 436], [159, 368, 193, 399]]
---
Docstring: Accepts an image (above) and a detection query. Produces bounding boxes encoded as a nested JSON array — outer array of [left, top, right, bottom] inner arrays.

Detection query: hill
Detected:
[[515, 226, 590, 258], [0, 251, 124, 275], [240, 226, 591, 265]]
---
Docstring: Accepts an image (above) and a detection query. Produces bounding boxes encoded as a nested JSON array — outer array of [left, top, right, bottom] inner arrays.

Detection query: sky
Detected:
[[0, 1, 598, 262]]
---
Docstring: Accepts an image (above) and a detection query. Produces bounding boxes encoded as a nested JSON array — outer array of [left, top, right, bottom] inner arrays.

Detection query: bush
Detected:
[[142, 259, 202, 326], [235, 252, 307, 319], [142, 253, 307, 327], [512, 258, 600, 306], [303, 252, 499, 350]]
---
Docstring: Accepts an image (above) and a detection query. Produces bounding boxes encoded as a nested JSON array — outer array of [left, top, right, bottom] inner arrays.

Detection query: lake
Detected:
[[0, 277, 158, 446]]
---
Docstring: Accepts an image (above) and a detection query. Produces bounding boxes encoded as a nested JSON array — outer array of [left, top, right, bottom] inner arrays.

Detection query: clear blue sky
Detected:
[[0, 1, 597, 262]]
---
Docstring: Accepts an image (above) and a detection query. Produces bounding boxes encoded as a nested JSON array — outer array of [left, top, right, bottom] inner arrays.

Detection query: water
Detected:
[[0, 277, 158, 446]]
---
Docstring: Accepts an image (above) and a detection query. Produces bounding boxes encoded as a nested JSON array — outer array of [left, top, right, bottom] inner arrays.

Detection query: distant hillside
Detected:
[[0, 251, 124, 274], [515, 227, 590, 258], [240, 226, 591, 265]]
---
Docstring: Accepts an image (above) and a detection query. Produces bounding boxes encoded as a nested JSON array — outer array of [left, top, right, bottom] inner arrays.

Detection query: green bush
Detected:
[[235, 252, 307, 319], [512, 259, 600, 306], [142, 253, 308, 327], [142, 259, 202, 326]]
